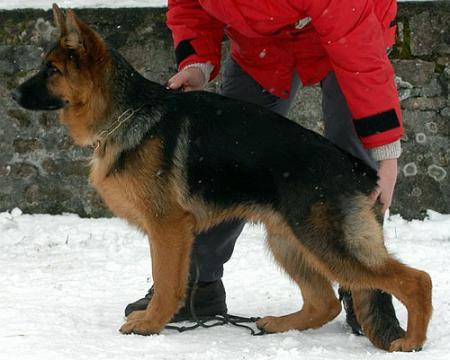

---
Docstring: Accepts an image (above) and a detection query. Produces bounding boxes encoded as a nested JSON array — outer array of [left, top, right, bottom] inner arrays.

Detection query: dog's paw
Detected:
[[389, 337, 423, 352], [256, 316, 290, 333], [119, 319, 163, 335], [126, 310, 146, 321]]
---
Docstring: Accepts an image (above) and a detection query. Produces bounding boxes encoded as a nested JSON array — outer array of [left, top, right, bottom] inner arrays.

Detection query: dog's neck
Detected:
[[90, 106, 143, 152], [89, 49, 168, 155]]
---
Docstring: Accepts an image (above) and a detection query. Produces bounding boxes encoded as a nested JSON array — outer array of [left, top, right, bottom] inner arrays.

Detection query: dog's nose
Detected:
[[11, 89, 22, 103]]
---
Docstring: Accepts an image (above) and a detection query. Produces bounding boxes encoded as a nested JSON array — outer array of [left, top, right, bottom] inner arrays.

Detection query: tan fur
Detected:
[[341, 196, 387, 268], [48, 6, 111, 146], [90, 138, 167, 226], [257, 233, 341, 332], [90, 137, 196, 333]]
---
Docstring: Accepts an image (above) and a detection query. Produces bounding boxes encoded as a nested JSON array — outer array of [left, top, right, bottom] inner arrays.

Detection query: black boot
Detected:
[[124, 280, 228, 322]]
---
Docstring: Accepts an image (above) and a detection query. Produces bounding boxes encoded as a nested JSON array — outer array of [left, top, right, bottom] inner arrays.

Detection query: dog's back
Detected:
[[158, 90, 378, 205]]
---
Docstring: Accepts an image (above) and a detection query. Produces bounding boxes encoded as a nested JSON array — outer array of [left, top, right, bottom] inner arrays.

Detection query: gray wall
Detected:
[[0, 2, 448, 219]]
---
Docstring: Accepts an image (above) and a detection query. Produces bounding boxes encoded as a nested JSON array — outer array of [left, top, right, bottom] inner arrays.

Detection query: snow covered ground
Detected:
[[0, 209, 449, 360], [0, 0, 435, 10]]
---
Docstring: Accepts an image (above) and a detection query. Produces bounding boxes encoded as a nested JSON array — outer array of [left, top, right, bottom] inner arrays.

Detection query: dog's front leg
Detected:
[[120, 209, 195, 335]]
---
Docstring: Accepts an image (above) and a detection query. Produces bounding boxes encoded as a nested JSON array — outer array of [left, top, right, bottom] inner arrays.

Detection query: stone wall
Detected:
[[0, 2, 448, 219]]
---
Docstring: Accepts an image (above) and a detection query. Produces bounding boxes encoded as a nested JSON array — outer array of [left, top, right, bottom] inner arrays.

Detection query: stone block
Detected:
[[437, 43, 450, 55], [410, 11, 438, 56], [0, 5, 448, 219], [392, 60, 435, 86], [437, 56, 450, 67], [409, 8, 450, 57], [441, 107, 450, 118], [42, 159, 90, 177], [7, 109, 30, 127], [0, 45, 15, 74], [9, 163, 38, 179], [420, 78, 443, 97], [402, 97, 447, 111], [13, 138, 42, 154]]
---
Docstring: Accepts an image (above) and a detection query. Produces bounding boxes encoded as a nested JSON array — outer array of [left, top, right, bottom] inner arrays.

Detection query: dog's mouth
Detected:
[[11, 88, 65, 111], [38, 103, 65, 111]]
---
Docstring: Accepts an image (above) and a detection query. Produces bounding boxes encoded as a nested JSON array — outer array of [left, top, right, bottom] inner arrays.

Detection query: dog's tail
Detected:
[[349, 289, 406, 350]]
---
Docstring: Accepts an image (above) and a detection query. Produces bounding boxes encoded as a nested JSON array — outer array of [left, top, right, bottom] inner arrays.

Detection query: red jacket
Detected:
[[167, 0, 402, 149]]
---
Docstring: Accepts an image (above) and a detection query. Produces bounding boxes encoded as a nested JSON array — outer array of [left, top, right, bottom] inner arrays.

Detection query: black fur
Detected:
[[106, 51, 381, 262], [357, 290, 406, 350], [13, 66, 65, 111]]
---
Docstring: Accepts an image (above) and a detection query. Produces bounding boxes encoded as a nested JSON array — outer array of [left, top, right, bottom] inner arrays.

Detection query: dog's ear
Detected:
[[52, 3, 67, 35], [61, 8, 107, 62], [63, 9, 84, 51]]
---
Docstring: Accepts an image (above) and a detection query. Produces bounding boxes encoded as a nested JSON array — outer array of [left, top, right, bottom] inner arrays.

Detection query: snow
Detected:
[[0, 0, 435, 10], [1, 208, 449, 360]]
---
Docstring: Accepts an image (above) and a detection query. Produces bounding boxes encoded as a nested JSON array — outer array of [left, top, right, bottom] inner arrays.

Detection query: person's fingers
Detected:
[[169, 67, 206, 91], [167, 72, 188, 90], [167, 67, 207, 92], [377, 191, 386, 212], [370, 183, 394, 214], [375, 158, 397, 214], [369, 186, 381, 203], [380, 191, 393, 214], [381, 201, 389, 214]]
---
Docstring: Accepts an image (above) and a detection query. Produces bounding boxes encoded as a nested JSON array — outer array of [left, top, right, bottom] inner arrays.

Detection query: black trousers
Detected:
[[190, 57, 377, 283]]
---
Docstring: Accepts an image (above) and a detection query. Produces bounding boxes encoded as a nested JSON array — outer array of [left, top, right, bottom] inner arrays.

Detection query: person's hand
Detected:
[[167, 67, 206, 92], [370, 158, 398, 214]]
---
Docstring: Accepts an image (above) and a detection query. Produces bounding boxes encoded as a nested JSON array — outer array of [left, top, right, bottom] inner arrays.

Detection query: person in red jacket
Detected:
[[125, 0, 403, 334]]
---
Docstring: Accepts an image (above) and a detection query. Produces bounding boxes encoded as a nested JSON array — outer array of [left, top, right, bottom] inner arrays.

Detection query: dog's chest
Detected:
[[88, 141, 170, 227], [90, 164, 143, 224]]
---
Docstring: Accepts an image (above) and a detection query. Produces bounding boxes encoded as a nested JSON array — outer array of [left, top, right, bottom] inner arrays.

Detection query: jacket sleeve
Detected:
[[167, 0, 225, 80], [373, 0, 398, 48], [304, 0, 402, 148]]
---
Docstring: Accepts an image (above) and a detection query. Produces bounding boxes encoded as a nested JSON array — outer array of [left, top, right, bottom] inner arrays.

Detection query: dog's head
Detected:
[[12, 4, 109, 112], [12, 4, 112, 144]]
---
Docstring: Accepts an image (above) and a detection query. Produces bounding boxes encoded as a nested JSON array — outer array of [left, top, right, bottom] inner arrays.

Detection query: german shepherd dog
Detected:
[[12, 4, 432, 352]]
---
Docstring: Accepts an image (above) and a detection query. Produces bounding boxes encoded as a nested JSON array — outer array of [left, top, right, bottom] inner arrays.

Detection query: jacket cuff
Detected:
[[181, 62, 214, 86], [175, 39, 221, 80], [370, 140, 402, 161]]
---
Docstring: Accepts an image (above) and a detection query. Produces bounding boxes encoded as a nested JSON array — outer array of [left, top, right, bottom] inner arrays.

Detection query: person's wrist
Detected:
[[370, 140, 402, 162], [181, 62, 214, 87], [378, 158, 397, 168]]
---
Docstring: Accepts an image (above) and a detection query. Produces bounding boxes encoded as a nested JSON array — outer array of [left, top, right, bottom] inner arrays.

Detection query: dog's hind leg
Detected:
[[336, 259, 432, 352], [120, 207, 195, 335], [256, 232, 341, 333], [301, 197, 432, 351], [358, 259, 432, 352], [351, 288, 405, 350]]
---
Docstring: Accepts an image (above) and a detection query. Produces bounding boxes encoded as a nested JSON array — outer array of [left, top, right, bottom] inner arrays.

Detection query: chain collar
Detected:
[[90, 106, 142, 152]]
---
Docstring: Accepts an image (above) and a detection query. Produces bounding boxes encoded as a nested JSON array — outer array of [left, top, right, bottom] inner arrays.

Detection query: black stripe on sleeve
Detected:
[[353, 109, 400, 137], [175, 39, 196, 67]]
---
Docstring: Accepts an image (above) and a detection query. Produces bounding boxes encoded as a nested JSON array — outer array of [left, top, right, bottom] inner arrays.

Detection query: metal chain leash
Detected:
[[165, 248, 266, 336]]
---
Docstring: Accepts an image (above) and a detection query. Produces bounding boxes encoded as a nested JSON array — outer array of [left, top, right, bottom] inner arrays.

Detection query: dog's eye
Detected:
[[47, 66, 61, 77]]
